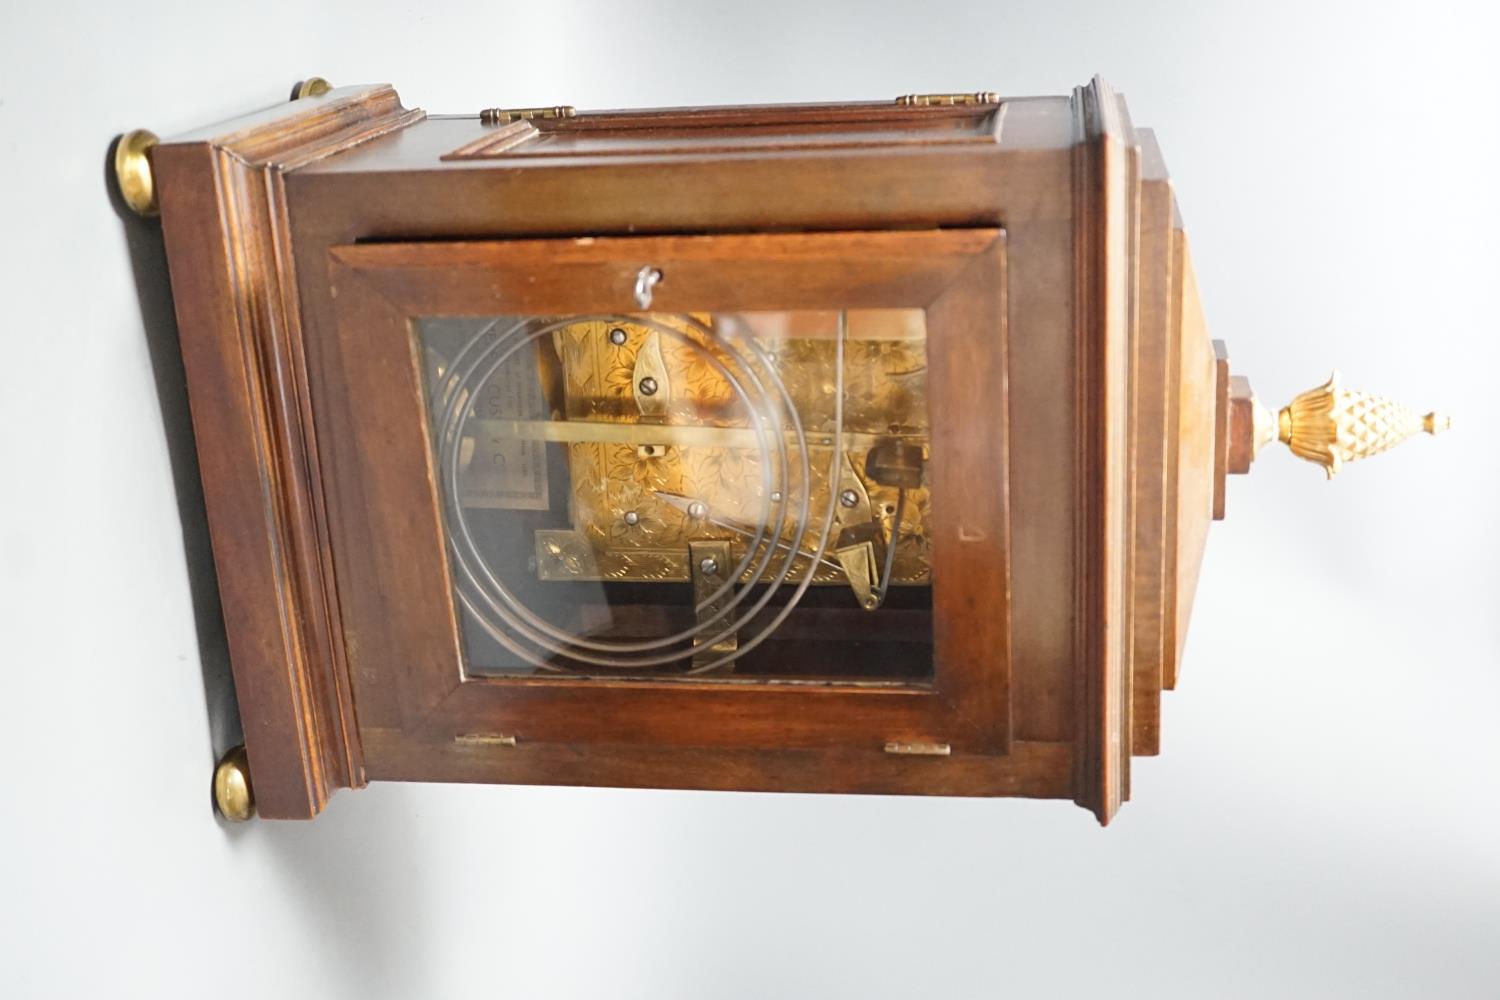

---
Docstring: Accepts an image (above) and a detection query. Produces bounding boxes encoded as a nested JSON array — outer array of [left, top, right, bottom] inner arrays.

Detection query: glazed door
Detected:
[[323, 230, 1011, 775]]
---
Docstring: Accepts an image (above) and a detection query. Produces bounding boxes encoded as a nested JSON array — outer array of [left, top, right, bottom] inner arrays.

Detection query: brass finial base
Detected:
[[212, 746, 256, 822], [113, 129, 160, 217]]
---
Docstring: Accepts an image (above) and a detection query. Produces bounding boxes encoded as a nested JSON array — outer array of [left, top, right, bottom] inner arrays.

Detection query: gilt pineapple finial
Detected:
[[1277, 372, 1451, 479]]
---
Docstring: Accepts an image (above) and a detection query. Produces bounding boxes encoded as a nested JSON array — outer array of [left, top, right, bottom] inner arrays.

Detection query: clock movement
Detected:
[[115, 77, 1448, 824]]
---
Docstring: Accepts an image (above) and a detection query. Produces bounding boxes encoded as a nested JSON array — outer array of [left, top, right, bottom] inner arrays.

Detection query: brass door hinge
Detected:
[[895, 92, 998, 107], [479, 105, 576, 125], [884, 741, 951, 756], [454, 733, 518, 747]]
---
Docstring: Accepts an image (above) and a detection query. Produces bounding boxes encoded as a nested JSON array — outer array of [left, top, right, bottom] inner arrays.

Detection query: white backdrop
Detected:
[[2, 2, 1496, 997]]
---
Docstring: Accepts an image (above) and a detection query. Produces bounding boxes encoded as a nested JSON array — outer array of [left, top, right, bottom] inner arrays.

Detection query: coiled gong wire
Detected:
[[436, 314, 792, 667], [431, 312, 847, 675]]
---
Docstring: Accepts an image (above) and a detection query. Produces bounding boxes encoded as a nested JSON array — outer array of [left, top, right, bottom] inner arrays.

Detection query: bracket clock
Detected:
[[113, 77, 1449, 824]]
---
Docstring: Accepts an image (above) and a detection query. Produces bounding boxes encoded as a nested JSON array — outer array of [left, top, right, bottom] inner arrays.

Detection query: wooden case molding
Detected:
[[1071, 77, 1135, 821], [152, 86, 423, 817], [132, 78, 1448, 824]]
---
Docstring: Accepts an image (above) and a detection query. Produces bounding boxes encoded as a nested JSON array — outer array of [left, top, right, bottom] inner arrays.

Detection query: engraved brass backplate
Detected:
[[536, 312, 933, 585]]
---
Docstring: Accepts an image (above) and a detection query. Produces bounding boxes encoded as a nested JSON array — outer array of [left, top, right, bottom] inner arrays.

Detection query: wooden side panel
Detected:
[[277, 90, 1088, 810], [1128, 130, 1175, 755], [152, 85, 423, 817], [1165, 234, 1216, 691], [288, 101, 1083, 751], [1071, 79, 1136, 824]]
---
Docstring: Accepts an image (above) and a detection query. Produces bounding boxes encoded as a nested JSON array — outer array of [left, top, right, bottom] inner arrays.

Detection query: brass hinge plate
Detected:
[[895, 92, 998, 107], [884, 741, 952, 756], [480, 105, 576, 125], [454, 733, 518, 747]]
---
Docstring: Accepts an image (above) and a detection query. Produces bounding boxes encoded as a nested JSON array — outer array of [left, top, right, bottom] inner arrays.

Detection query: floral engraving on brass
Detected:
[[544, 314, 933, 585], [425, 311, 932, 675]]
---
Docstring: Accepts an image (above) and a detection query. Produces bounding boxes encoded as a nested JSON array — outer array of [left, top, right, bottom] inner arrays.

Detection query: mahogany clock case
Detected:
[[127, 78, 1372, 824]]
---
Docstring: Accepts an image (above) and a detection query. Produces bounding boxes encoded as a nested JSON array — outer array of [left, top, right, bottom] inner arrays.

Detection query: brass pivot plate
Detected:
[[689, 539, 737, 672]]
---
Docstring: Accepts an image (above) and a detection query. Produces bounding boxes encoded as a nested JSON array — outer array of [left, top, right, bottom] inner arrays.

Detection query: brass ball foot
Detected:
[[291, 77, 333, 100], [213, 745, 256, 822], [113, 129, 160, 217]]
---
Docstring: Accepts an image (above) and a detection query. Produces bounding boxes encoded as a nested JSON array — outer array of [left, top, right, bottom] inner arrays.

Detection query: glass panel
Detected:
[[417, 311, 933, 682]]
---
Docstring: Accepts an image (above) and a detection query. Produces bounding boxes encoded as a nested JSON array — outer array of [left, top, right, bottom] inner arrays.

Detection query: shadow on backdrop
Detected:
[[106, 134, 430, 996]]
